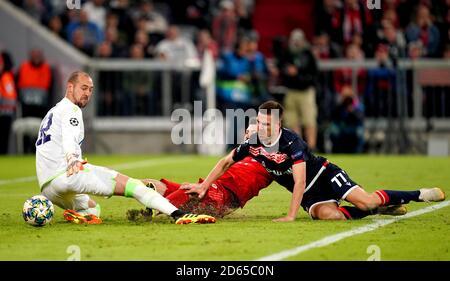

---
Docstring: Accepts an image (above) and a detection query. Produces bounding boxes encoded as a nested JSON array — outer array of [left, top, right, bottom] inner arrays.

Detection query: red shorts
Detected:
[[161, 179, 240, 217]]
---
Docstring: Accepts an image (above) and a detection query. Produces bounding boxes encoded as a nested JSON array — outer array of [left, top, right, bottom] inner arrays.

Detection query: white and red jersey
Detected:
[[35, 98, 84, 188]]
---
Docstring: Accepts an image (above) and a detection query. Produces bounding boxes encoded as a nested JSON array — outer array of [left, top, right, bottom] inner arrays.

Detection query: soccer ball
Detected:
[[22, 195, 54, 227]]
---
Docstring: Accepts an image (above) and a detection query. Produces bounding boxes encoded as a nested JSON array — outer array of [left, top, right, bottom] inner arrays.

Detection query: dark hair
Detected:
[[258, 100, 284, 118]]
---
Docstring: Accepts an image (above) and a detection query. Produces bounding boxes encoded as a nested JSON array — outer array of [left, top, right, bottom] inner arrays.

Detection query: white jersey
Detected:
[[36, 97, 84, 188]]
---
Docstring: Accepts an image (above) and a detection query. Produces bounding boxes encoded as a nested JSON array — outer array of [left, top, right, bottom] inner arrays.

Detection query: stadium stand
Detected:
[[1, 0, 449, 155]]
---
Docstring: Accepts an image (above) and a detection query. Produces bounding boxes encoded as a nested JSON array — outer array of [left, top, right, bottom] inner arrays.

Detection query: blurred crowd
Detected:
[[8, 0, 449, 60], [2, 0, 450, 154], [9, 0, 254, 60]]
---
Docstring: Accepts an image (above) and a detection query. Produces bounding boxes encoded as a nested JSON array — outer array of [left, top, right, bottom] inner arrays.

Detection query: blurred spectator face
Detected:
[[315, 33, 329, 48], [408, 42, 424, 59], [197, 29, 212, 45], [97, 42, 112, 57], [135, 30, 149, 46], [248, 40, 258, 53], [67, 9, 79, 23], [30, 49, 44, 66], [220, 0, 236, 18], [94, 0, 105, 6], [48, 15, 62, 34], [72, 29, 86, 49], [166, 26, 179, 40], [324, 0, 337, 10], [444, 46, 450, 58], [381, 9, 398, 28], [345, 44, 362, 60], [116, 0, 129, 8], [136, 17, 148, 30], [340, 86, 356, 110], [237, 38, 250, 56], [141, 1, 154, 13], [384, 0, 397, 9], [375, 45, 389, 63], [106, 13, 119, 29], [187, 5, 201, 19], [383, 23, 397, 43], [289, 29, 307, 52], [344, 0, 358, 8], [312, 33, 330, 58], [105, 27, 119, 43], [341, 85, 354, 98], [416, 5, 431, 27], [234, 0, 249, 18], [247, 31, 260, 53], [79, 10, 89, 24], [351, 34, 363, 48], [130, 44, 145, 59], [23, 0, 42, 13]]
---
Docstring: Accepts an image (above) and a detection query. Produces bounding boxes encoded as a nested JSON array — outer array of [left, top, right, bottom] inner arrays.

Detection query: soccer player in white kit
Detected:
[[36, 71, 216, 225]]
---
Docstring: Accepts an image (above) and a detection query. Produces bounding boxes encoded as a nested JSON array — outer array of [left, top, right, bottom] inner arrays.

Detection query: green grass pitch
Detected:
[[0, 154, 449, 261]]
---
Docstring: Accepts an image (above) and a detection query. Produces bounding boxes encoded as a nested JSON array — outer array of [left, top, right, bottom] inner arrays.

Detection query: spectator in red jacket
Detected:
[[17, 48, 52, 118], [0, 53, 17, 154], [16, 48, 53, 153]]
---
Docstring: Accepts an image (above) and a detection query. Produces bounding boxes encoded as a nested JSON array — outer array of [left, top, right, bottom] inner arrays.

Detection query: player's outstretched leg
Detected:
[[338, 205, 407, 219], [310, 202, 407, 220], [345, 187, 445, 218], [116, 175, 215, 224], [373, 187, 445, 206]]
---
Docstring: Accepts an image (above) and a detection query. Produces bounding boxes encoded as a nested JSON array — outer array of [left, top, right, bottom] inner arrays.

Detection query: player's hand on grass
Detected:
[[273, 216, 296, 222], [181, 183, 207, 199]]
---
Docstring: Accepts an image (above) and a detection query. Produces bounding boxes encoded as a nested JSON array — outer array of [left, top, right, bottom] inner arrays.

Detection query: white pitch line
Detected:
[[0, 176, 37, 186], [0, 157, 194, 186], [256, 200, 450, 261]]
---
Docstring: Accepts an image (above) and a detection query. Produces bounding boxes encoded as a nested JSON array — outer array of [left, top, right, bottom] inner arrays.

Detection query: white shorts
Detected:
[[41, 164, 118, 211]]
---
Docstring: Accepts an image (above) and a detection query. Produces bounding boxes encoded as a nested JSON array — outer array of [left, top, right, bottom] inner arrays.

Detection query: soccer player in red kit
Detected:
[[145, 155, 273, 217], [132, 124, 274, 218]]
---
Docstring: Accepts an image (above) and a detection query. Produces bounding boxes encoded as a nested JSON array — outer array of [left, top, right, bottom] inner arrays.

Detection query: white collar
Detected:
[[62, 97, 79, 109]]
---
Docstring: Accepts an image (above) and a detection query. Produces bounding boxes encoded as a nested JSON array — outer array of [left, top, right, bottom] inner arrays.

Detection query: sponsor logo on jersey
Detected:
[[261, 161, 293, 176], [248, 146, 288, 164]]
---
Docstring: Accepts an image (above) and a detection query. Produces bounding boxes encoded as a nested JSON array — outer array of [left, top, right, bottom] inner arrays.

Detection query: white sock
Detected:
[[125, 179, 178, 215]]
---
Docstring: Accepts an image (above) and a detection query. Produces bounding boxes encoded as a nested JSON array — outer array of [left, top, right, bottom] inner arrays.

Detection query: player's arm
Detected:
[[274, 162, 306, 222], [184, 150, 236, 198], [184, 132, 254, 198], [61, 111, 84, 176]]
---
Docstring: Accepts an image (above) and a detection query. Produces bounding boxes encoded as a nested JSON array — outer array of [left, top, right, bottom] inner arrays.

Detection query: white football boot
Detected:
[[418, 188, 446, 202]]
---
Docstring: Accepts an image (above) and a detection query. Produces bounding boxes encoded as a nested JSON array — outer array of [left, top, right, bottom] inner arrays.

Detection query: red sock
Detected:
[[165, 189, 190, 208], [160, 179, 181, 197], [375, 189, 420, 205]]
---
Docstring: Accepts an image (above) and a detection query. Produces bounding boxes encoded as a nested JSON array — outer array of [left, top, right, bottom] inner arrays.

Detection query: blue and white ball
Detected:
[[22, 195, 54, 227]]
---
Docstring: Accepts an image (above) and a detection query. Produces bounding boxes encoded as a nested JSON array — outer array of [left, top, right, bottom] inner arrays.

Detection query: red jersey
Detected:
[[215, 156, 273, 207]]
